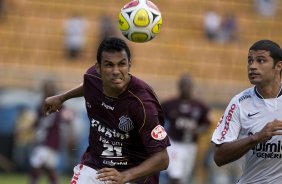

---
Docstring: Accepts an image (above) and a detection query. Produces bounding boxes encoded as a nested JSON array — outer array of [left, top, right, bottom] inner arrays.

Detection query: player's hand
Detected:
[[96, 168, 126, 184], [254, 119, 282, 142], [42, 95, 64, 116]]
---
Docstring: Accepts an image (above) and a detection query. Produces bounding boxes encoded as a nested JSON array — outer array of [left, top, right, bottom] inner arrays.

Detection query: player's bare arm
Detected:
[[214, 119, 282, 166], [43, 83, 84, 115], [96, 149, 169, 184]]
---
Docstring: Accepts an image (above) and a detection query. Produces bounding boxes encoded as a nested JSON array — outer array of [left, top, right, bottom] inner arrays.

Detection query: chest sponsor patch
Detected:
[[151, 125, 167, 140]]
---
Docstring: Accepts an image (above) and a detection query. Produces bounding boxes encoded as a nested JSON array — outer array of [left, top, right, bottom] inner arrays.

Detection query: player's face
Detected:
[[247, 50, 281, 87], [97, 50, 131, 97]]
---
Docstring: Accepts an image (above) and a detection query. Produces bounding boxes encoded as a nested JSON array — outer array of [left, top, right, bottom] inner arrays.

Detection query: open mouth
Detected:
[[248, 73, 259, 79], [111, 78, 123, 84]]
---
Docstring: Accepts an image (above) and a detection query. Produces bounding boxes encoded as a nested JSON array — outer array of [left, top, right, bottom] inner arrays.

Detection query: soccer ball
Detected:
[[118, 0, 162, 43]]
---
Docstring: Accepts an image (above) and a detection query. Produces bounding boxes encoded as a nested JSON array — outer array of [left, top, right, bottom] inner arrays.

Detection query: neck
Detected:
[[104, 88, 124, 98], [103, 78, 130, 98], [180, 95, 192, 100], [256, 82, 282, 99]]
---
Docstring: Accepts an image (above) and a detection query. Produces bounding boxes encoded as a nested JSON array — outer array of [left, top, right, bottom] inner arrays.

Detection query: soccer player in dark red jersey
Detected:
[[29, 79, 74, 184], [161, 74, 212, 184], [42, 37, 170, 184]]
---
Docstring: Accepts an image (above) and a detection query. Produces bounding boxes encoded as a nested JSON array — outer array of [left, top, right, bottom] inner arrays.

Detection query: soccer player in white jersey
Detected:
[[211, 39, 282, 184]]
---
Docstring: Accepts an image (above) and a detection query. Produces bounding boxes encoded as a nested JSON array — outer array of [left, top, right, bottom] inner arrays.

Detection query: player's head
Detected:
[[96, 37, 131, 65], [249, 40, 282, 65], [178, 73, 194, 99], [248, 40, 282, 85], [42, 79, 57, 98], [96, 37, 132, 97]]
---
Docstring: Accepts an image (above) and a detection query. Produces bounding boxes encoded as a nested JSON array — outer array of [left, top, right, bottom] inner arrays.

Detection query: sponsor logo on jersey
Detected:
[[118, 116, 134, 132], [249, 132, 282, 159], [70, 167, 81, 184], [239, 95, 251, 102], [91, 118, 130, 140], [101, 102, 114, 110], [217, 104, 236, 142], [247, 111, 260, 117], [103, 160, 128, 167], [151, 125, 167, 140]]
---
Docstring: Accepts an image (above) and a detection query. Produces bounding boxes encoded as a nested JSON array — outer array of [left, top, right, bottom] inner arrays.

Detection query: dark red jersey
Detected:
[[81, 66, 170, 184], [162, 97, 211, 143], [34, 105, 70, 151]]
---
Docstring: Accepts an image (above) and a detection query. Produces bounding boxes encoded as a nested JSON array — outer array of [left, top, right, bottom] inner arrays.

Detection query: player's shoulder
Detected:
[[128, 75, 159, 100], [232, 86, 255, 105], [84, 65, 100, 78], [129, 75, 154, 93]]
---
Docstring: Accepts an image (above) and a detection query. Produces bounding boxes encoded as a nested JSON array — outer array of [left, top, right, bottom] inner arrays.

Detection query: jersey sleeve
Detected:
[[211, 95, 241, 145], [133, 94, 170, 155], [85, 65, 99, 76]]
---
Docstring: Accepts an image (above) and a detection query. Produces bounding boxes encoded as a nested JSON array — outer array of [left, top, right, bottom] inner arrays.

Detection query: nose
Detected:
[[112, 65, 120, 74], [248, 60, 257, 69]]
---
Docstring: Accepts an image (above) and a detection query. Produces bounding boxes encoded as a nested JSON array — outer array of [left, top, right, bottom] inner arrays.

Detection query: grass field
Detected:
[[0, 173, 71, 184]]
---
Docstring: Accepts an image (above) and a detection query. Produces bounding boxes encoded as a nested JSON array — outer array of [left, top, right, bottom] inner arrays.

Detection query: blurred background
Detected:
[[0, 0, 281, 183]]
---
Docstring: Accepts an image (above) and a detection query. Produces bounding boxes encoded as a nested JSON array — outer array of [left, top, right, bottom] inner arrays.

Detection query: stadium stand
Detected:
[[0, 0, 282, 105]]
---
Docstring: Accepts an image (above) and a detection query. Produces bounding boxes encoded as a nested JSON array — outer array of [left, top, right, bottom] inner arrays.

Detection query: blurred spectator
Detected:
[[217, 13, 238, 44], [93, 14, 120, 59], [64, 14, 87, 60], [203, 9, 221, 42], [29, 79, 75, 184], [0, 89, 40, 173], [161, 74, 212, 184], [254, 0, 278, 17], [98, 14, 119, 40], [13, 107, 36, 172], [0, 104, 26, 172]]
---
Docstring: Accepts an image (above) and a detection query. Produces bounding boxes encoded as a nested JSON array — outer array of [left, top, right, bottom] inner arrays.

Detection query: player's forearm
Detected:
[[122, 149, 169, 183], [214, 135, 259, 166], [60, 83, 84, 102]]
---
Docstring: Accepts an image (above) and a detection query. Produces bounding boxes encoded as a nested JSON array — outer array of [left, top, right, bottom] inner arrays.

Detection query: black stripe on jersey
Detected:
[[255, 85, 282, 99], [254, 87, 263, 99]]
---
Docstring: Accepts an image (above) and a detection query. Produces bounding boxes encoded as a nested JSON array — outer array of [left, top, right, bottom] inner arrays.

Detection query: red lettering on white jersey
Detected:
[[217, 104, 236, 141]]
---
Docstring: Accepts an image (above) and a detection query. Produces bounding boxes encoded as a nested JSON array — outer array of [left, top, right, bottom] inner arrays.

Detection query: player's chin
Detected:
[[249, 79, 260, 85], [111, 84, 126, 92]]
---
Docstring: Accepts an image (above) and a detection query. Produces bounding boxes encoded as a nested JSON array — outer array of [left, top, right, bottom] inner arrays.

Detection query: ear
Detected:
[[276, 61, 282, 70], [128, 60, 132, 71]]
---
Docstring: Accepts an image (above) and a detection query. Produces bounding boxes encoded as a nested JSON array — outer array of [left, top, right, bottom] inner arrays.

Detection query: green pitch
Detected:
[[0, 173, 70, 184]]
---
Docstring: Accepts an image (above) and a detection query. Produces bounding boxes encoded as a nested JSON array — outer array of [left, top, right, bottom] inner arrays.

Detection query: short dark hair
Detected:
[[96, 37, 131, 64], [249, 40, 282, 64]]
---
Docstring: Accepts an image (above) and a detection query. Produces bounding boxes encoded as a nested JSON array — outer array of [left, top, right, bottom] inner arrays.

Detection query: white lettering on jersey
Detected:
[[101, 102, 114, 110], [91, 118, 130, 140]]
